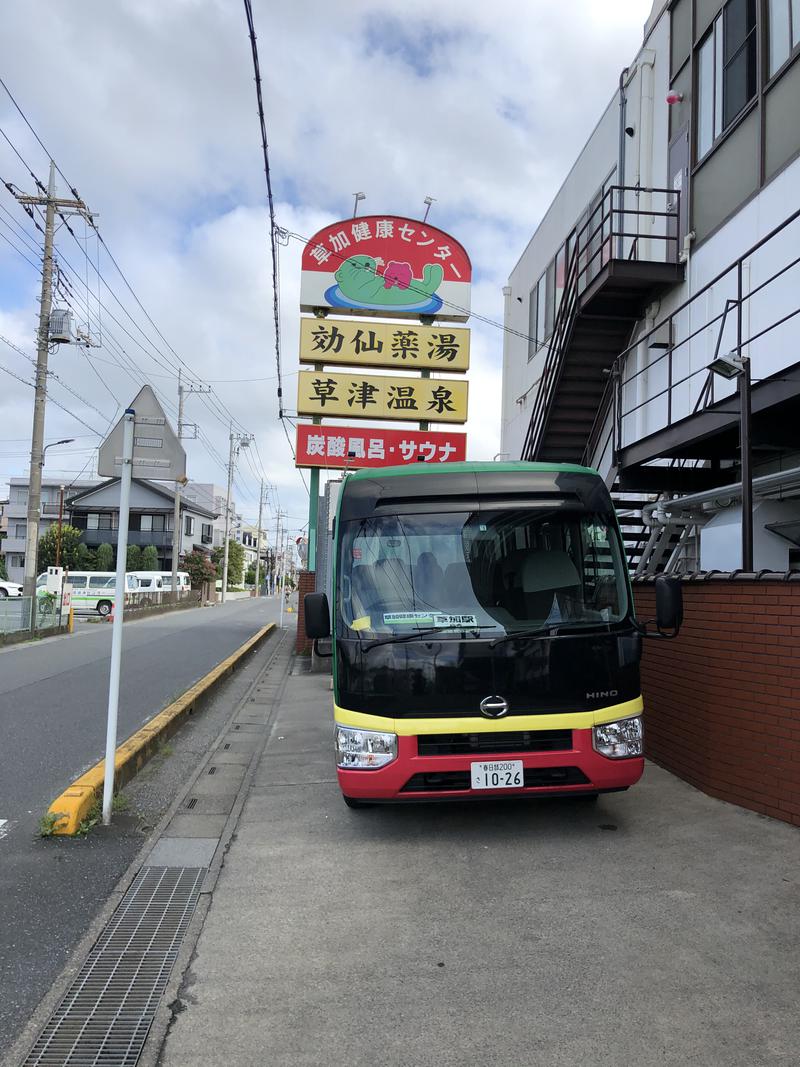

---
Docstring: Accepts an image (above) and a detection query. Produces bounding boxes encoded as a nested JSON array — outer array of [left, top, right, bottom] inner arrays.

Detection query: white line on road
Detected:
[[0, 819, 10, 840]]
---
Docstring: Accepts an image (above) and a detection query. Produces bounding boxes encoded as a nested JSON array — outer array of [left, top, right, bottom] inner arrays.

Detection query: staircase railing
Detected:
[[521, 243, 580, 460], [522, 185, 680, 461]]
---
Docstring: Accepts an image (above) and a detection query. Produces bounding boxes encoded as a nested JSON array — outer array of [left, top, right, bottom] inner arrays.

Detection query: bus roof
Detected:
[[344, 460, 599, 482]]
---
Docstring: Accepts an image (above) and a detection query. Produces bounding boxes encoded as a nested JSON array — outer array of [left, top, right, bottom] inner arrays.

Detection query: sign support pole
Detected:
[[307, 467, 319, 573], [102, 409, 135, 826]]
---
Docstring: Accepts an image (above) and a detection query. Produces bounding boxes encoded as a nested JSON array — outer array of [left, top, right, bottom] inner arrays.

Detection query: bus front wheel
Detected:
[[342, 794, 372, 810], [97, 600, 112, 617]]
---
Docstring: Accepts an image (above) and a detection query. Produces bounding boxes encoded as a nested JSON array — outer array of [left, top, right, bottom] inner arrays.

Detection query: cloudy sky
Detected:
[[0, 0, 652, 536]]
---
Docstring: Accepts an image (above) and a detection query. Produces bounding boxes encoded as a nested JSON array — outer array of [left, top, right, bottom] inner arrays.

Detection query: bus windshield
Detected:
[[338, 506, 629, 638]]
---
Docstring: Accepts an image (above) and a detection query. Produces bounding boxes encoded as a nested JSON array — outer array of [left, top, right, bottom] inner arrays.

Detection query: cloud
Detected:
[[0, 0, 653, 530]]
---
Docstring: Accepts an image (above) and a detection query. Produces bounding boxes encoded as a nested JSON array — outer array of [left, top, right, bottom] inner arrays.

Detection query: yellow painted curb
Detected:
[[47, 623, 276, 835]]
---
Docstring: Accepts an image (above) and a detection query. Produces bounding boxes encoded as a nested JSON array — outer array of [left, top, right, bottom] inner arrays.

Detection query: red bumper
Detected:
[[338, 728, 643, 801]]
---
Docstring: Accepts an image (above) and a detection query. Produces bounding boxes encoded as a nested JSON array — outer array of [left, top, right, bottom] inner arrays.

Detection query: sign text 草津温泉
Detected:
[[296, 370, 468, 424], [299, 318, 469, 372]]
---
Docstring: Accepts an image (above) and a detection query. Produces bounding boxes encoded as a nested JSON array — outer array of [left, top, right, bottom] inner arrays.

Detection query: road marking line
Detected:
[[0, 819, 10, 839]]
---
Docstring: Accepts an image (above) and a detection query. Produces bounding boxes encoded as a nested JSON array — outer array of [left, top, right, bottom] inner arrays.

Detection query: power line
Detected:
[[242, 0, 284, 417]]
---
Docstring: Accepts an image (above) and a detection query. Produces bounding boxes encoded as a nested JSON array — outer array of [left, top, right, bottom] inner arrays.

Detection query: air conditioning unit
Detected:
[[48, 308, 75, 344]]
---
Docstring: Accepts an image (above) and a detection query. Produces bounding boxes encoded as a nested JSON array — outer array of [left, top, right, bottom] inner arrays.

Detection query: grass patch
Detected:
[[76, 798, 102, 836], [112, 792, 129, 813], [39, 811, 67, 837]]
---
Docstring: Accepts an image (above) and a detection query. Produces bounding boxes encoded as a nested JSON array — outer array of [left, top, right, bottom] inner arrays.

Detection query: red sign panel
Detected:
[[295, 423, 467, 470], [299, 215, 471, 322]]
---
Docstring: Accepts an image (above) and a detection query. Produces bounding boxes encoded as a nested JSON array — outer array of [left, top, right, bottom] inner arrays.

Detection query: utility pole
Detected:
[[15, 162, 93, 597], [221, 429, 253, 602], [55, 484, 65, 568], [170, 371, 209, 599], [254, 482, 265, 596]]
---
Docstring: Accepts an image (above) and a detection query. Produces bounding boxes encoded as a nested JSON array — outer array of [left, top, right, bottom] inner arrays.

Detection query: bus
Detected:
[[304, 461, 682, 808]]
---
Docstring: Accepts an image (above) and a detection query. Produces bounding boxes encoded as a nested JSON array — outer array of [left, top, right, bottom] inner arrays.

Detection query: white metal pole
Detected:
[[171, 370, 183, 602], [221, 430, 234, 604], [102, 410, 135, 825], [279, 535, 287, 629], [254, 481, 264, 596]]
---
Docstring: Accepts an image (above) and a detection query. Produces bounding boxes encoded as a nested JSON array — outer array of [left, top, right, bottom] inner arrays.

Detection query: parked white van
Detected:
[[158, 571, 191, 593], [36, 572, 138, 616]]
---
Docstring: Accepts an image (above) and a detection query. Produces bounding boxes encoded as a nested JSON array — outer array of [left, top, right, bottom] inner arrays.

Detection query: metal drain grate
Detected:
[[24, 867, 204, 1067], [185, 798, 197, 810]]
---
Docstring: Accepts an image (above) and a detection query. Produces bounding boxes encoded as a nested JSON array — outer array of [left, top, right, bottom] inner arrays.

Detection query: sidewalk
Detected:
[[155, 666, 800, 1067]]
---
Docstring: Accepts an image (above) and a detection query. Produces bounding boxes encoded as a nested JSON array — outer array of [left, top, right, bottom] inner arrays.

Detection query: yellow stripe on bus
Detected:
[[333, 696, 644, 735]]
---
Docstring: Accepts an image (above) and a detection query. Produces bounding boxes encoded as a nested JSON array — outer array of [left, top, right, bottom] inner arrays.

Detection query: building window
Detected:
[[87, 512, 113, 531], [527, 286, 538, 361], [769, 0, 800, 74], [697, 0, 757, 160], [11, 488, 27, 505], [140, 514, 152, 532], [184, 515, 195, 536], [14, 523, 26, 538], [201, 523, 213, 545]]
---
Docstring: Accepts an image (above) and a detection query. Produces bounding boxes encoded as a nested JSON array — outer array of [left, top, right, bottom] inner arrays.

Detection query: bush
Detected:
[[245, 564, 256, 586], [74, 543, 95, 571], [37, 524, 85, 571], [141, 545, 159, 571], [212, 539, 245, 589], [126, 544, 142, 570], [96, 542, 114, 571], [184, 550, 217, 589]]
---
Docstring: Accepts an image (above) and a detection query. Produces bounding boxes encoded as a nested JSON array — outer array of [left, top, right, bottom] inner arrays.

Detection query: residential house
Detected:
[[1, 477, 97, 583]]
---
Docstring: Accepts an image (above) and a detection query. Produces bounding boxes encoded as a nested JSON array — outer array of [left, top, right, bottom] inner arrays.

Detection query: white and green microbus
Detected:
[[36, 571, 138, 616]]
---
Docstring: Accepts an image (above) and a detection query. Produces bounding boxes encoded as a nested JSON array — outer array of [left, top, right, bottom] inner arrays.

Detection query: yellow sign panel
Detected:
[[297, 371, 468, 424], [299, 318, 469, 372]]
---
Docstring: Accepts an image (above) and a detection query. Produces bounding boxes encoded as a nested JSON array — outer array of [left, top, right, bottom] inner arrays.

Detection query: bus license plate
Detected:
[[470, 760, 524, 790]]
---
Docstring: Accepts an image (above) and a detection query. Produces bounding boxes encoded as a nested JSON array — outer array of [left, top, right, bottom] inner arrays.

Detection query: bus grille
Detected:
[[417, 730, 572, 757], [400, 767, 590, 793]]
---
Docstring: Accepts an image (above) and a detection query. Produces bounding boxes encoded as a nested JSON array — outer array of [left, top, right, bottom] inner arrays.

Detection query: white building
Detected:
[[501, 0, 800, 574], [182, 482, 231, 550], [1, 477, 97, 583]]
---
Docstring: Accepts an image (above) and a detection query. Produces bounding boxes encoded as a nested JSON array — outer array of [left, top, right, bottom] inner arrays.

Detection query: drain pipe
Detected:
[[638, 50, 656, 258], [617, 66, 629, 260]]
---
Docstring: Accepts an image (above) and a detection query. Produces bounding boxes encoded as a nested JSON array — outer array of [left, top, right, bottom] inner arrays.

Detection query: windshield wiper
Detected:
[[362, 624, 497, 652], [489, 622, 612, 647]]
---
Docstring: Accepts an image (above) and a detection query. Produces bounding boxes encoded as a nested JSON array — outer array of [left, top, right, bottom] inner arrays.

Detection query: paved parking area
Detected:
[[159, 670, 800, 1067]]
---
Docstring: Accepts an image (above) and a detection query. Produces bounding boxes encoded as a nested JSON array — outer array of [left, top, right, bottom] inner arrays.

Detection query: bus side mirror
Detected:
[[304, 592, 331, 639], [654, 575, 683, 634]]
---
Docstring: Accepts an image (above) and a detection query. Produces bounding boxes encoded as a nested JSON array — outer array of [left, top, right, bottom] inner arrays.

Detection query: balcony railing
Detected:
[[584, 203, 800, 469], [79, 529, 174, 547]]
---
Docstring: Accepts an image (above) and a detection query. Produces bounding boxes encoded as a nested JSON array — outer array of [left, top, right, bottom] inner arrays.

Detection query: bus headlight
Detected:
[[335, 725, 397, 769], [592, 716, 644, 759]]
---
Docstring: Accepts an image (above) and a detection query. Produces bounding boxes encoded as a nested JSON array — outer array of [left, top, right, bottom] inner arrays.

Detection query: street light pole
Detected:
[[254, 481, 264, 596], [739, 356, 753, 571], [56, 485, 65, 568]]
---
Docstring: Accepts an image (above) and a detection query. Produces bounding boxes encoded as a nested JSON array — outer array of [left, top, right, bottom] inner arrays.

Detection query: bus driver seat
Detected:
[[519, 549, 582, 623]]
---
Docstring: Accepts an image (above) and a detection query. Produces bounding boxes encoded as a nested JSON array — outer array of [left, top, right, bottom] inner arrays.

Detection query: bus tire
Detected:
[[97, 600, 112, 617], [342, 794, 372, 810]]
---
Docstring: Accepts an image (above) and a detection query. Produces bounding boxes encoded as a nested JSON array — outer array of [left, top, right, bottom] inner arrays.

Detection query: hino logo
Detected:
[[586, 690, 618, 701], [479, 695, 509, 719]]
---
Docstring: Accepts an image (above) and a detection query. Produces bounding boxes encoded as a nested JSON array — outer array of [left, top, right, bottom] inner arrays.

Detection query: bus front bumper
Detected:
[[337, 728, 643, 802]]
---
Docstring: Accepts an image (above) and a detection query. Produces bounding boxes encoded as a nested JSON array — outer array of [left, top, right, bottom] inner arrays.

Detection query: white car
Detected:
[[0, 579, 23, 598]]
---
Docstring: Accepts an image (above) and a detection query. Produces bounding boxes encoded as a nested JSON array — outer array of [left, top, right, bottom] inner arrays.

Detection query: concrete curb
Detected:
[[46, 623, 276, 835]]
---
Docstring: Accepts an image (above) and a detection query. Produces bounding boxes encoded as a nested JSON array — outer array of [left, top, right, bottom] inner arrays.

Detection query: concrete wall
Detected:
[[635, 579, 800, 827]]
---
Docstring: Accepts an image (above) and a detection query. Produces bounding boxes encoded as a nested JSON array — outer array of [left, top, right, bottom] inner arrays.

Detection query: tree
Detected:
[[0, 551, 7, 580], [126, 544, 143, 570], [141, 545, 159, 571], [74, 542, 95, 571], [96, 542, 114, 571], [38, 524, 84, 572], [212, 539, 245, 589], [245, 564, 256, 586], [184, 549, 217, 590]]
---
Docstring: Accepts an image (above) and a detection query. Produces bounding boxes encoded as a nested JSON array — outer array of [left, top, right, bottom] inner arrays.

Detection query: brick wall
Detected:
[[635, 580, 800, 827], [296, 570, 316, 654]]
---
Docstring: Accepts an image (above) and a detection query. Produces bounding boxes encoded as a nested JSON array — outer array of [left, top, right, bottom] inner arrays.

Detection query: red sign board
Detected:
[[295, 423, 467, 469], [299, 215, 471, 322]]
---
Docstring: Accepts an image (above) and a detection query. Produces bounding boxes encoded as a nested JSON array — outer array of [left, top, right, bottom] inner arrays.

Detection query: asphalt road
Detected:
[[0, 596, 283, 1058]]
